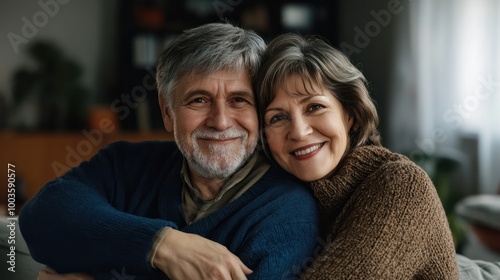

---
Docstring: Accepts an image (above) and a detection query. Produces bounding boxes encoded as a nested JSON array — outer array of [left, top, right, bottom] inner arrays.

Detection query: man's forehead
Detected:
[[175, 69, 252, 93], [183, 68, 250, 80]]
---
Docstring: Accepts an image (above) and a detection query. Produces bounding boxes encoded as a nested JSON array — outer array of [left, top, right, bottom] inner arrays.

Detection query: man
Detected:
[[19, 23, 320, 280]]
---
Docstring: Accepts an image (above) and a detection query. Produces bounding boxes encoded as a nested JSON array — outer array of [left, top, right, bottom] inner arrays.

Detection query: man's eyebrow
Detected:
[[228, 90, 254, 97], [180, 89, 254, 102], [186, 88, 209, 94], [182, 89, 210, 99]]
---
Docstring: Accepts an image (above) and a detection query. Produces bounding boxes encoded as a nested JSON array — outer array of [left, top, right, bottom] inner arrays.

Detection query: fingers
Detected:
[[207, 252, 251, 280], [237, 258, 253, 275], [156, 229, 252, 280], [230, 261, 251, 280], [38, 266, 57, 280], [37, 267, 94, 280], [207, 255, 250, 280]]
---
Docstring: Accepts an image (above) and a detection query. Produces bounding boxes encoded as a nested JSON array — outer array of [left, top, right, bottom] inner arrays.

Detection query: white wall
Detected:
[[0, 0, 117, 109]]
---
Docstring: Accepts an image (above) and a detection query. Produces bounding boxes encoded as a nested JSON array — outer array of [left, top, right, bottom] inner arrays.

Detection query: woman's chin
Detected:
[[295, 172, 326, 183]]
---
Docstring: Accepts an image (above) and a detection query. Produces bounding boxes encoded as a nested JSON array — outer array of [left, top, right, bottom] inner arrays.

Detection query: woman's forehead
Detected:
[[277, 74, 325, 96]]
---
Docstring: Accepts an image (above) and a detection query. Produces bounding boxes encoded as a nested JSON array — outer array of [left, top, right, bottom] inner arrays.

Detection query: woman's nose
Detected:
[[288, 115, 313, 141]]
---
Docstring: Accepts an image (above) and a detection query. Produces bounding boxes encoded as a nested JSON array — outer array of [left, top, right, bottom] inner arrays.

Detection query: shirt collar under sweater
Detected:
[[180, 151, 270, 224], [310, 145, 406, 216]]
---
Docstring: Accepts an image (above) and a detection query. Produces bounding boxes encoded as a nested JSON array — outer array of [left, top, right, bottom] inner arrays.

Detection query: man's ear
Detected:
[[158, 94, 173, 133]]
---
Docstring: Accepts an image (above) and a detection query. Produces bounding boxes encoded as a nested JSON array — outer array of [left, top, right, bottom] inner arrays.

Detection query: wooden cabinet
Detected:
[[0, 131, 173, 210]]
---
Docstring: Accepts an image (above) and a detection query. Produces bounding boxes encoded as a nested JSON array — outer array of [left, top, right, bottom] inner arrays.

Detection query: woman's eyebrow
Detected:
[[296, 93, 324, 104], [265, 93, 325, 112], [265, 107, 283, 114]]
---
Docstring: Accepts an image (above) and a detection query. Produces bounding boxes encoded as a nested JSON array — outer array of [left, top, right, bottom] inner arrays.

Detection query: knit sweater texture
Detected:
[[300, 145, 459, 279], [19, 141, 320, 279]]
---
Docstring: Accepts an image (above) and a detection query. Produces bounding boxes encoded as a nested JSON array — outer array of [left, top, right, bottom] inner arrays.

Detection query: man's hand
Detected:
[[154, 229, 252, 280], [38, 267, 94, 280]]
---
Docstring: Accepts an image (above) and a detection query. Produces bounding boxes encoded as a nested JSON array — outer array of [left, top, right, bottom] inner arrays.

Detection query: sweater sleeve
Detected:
[[236, 186, 321, 280], [301, 161, 459, 280], [243, 222, 319, 280], [19, 143, 177, 275]]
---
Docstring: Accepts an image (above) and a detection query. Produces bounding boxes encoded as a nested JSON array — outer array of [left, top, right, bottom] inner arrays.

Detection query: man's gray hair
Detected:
[[156, 22, 266, 106]]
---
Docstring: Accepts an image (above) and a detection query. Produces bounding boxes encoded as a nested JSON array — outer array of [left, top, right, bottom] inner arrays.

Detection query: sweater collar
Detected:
[[309, 145, 399, 215], [180, 152, 269, 224]]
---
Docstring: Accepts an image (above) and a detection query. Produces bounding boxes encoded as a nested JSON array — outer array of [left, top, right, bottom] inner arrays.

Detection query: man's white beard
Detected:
[[179, 127, 257, 179]]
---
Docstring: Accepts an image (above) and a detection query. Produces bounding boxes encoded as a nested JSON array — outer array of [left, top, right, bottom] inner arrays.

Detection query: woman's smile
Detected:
[[291, 143, 325, 159]]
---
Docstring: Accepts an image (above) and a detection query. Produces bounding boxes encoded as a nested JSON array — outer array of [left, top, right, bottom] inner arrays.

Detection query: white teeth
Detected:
[[294, 144, 322, 156]]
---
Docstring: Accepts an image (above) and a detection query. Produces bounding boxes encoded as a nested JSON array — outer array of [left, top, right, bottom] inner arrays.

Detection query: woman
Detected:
[[256, 33, 459, 279]]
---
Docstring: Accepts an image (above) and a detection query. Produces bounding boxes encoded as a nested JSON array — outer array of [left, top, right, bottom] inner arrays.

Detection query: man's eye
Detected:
[[232, 97, 254, 105], [186, 97, 208, 108], [188, 97, 207, 105], [230, 97, 253, 108], [192, 98, 205, 103], [233, 97, 247, 103]]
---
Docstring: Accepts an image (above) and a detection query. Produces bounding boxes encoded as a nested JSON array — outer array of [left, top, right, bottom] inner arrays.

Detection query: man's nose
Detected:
[[206, 101, 233, 131]]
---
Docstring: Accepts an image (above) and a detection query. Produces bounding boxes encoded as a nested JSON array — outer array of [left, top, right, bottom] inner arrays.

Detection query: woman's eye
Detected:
[[268, 114, 288, 125], [308, 104, 325, 112]]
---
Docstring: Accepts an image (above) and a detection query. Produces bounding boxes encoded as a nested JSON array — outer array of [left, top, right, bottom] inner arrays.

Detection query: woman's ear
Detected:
[[158, 94, 173, 133], [346, 113, 355, 131]]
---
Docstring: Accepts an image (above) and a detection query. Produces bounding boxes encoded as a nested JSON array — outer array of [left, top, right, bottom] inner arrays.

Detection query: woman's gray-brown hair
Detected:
[[156, 22, 266, 108], [256, 33, 381, 152]]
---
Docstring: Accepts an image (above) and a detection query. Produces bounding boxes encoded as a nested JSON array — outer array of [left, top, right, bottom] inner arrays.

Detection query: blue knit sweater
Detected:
[[20, 141, 320, 279]]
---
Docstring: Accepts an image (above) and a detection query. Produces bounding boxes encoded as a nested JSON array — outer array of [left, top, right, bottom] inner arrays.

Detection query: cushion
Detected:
[[456, 195, 500, 255], [0, 216, 44, 279], [455, 195, 500, 230], [457, 254, 500, 280]]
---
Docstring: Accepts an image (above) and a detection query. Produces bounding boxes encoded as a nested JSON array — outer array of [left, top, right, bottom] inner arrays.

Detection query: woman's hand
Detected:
[[38, 267, 94, 280], [154, 229, 252, 280]]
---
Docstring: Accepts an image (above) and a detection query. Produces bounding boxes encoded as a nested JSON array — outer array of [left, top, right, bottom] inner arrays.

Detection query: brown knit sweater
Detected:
[[300, 145, 459, 279]]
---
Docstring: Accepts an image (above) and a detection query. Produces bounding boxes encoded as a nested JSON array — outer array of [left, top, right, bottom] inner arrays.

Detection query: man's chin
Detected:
[[192, 162, 242, 179], [190, 152, 251, 179]]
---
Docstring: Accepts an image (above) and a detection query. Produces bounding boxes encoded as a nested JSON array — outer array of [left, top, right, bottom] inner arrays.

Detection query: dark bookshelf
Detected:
[[117, 0, 339, 131]]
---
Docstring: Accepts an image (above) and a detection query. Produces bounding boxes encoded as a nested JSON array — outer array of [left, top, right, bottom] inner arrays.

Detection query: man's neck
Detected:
[[190, 176, 227, 201]]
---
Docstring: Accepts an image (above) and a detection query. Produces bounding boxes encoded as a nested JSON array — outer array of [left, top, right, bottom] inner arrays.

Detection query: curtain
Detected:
[[389, 0, 500, 194]]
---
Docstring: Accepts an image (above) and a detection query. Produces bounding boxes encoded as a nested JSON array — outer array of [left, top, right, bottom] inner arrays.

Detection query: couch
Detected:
[[0, 216, 44, 279], [1, 216, 500, 280], [456, 193, 500, 261]]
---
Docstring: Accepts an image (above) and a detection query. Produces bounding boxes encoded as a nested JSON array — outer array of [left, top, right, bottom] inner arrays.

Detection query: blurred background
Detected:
[[0, 0, 499, 260]]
